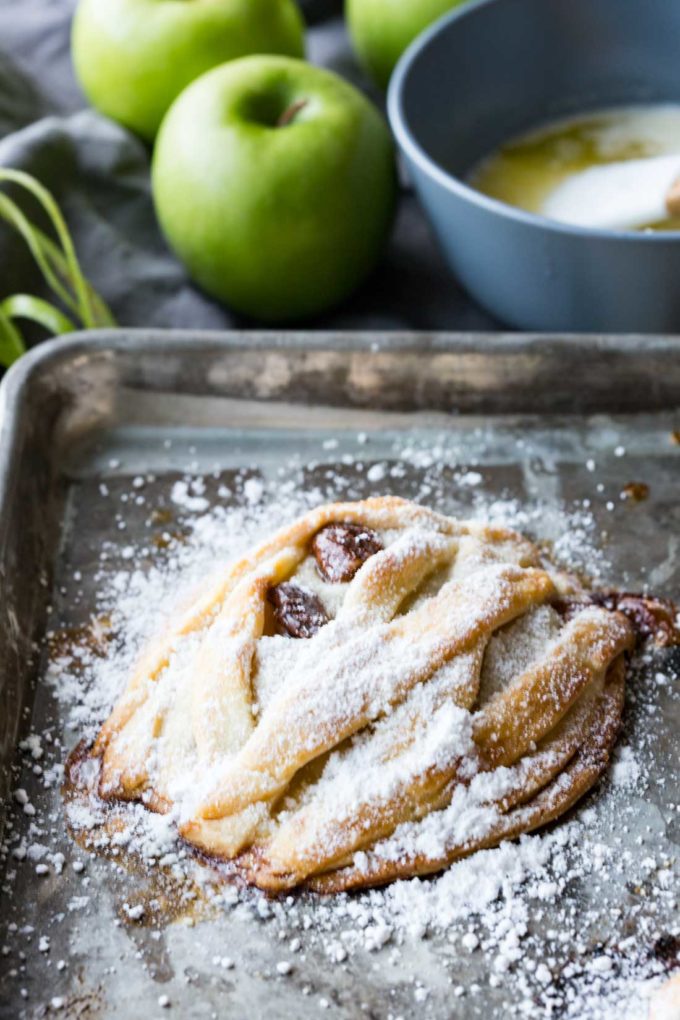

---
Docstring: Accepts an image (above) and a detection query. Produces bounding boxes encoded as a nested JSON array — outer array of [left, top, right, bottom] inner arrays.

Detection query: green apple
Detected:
[[152, 56, 397, 321], [347, 0, 470, 90], [72, 0, 305, 141]]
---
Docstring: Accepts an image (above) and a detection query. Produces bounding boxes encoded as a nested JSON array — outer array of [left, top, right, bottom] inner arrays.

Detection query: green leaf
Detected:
[[0, 192, 77, 316], [33, 227, 116, 328], [0, 167, 117, 366], [0, 169, 96, 327], [0, 307, 26, 368], [1, 294, 76, 335]]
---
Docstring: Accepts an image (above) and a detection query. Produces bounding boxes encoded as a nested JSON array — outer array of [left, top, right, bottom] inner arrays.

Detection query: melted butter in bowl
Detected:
[[470, 104, 680, 231]]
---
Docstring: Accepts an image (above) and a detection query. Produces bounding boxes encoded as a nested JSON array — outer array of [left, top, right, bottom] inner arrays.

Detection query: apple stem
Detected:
[[276, 99, 309, 128]]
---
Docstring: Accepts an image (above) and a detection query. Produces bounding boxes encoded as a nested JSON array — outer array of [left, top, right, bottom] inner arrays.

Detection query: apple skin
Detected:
[[347, 0, 469, 90], [72, 0, 305, 141], [151, 56, 397, 321]]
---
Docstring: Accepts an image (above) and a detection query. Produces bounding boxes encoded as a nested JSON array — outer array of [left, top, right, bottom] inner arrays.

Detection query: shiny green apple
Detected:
[[152, 56, 397, 321], [72, 0, 305, 141], [347, 0, 470, 90]]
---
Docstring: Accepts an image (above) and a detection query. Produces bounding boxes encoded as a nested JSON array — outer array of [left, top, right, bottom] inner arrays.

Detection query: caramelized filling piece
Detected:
[[268, 582, 329, 639], [553, 591, 679, 646], [312, 522, 383, 583]]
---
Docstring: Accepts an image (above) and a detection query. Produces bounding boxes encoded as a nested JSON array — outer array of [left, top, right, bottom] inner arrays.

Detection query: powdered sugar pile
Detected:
[[1, 428, 678, 1019]]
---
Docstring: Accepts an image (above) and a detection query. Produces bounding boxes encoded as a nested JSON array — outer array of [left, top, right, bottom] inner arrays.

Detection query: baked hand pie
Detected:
[[90, 496, 677, 893]]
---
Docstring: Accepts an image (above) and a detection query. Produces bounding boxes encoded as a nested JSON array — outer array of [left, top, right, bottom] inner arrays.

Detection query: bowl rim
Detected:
[[387, 0, 680, 243]]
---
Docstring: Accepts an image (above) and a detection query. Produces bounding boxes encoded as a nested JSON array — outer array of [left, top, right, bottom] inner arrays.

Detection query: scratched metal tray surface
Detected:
[[0, 331, 678, 1020]]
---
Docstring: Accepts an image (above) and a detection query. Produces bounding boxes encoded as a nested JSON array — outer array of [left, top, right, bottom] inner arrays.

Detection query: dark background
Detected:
[[0, 0, 497, 335]]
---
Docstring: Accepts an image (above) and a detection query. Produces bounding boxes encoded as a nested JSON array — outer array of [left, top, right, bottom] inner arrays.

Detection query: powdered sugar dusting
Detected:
[[1, 428, 678, 1019]]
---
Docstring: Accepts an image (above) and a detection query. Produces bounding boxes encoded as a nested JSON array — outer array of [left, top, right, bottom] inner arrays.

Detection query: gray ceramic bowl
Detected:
[[388, 0, 680, 332]]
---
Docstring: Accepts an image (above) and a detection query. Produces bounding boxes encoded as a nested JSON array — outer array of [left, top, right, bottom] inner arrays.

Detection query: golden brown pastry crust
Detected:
[[92, 496, 637, 892]]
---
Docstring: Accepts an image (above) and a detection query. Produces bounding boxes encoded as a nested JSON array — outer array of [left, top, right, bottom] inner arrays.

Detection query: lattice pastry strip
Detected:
[[96, 496, 461, 758], [472, 608, 633, 767], [194, 564, 554, 827], [307, 659, 626, 893], [91, 496, 643, 893], [248, 648, 485, 886], [249, 611, 629, 889], [99, 547, 300, 801]]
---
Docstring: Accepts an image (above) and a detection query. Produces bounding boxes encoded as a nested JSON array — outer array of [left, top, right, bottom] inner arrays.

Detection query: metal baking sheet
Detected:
[[0, 331, 678, 1020]]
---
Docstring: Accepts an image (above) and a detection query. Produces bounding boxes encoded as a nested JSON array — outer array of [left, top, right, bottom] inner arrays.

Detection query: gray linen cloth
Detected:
[[0, 0, 497, 333]]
